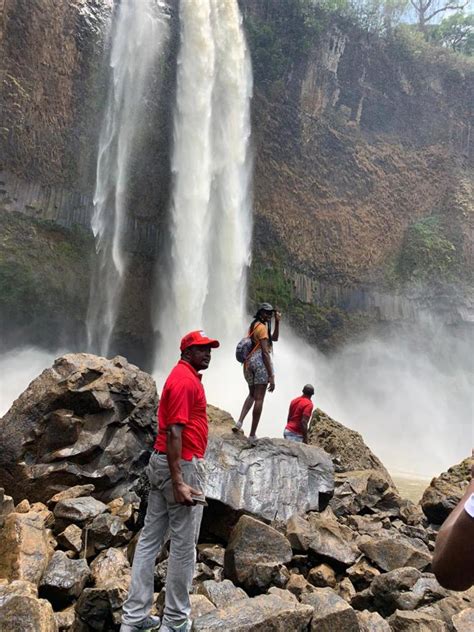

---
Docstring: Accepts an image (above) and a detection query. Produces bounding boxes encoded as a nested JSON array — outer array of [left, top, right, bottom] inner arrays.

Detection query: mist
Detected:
[[2, 319, 471, 480]]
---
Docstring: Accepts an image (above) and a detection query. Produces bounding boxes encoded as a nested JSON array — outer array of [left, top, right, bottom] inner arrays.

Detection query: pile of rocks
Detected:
[[0, 354, 473, 631]]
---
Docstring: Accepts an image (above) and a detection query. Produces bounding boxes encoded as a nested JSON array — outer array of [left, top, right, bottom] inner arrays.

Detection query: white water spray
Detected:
[[87, 0, 169, 356], [155, 0, 252, 370]]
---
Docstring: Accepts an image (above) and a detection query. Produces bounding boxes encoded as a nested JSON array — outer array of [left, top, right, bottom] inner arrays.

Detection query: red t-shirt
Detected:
[[154, 360, 208, 460], [285, 396, 314, 436]]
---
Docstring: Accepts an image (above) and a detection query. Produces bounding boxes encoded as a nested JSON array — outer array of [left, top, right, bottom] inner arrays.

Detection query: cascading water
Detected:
[[154, 0, 252, 371], [87, 0, 169, 357]]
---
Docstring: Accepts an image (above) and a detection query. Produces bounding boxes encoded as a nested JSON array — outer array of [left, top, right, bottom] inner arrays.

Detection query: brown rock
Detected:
[[53, 605, 75, 631], [0, 488, 15, 527], [286, 514, 314, 552], [48, 485, 96, 508], [307, 509, 360, 565], [286, 573, 317, 599], [308, 563, 337, 588], [356, 609, 391, 631], [30, 502, 55, 528], [308, 410, 394, 484], [338, 577, 357, 603], [54, 496, 108, 524], [90, 548, 130, 587], [452, 608, 474, 631], [197, 543, 225, 567], [190, 594, 216, 619], [359, 534, 431, 572], [388, 609, 447, 631], [419, 588, 474, 627], [0, 511, 54, 584], [301, 587, 360, 631], [267, 587, 299, 603], [15, 499, 31, 513], [0, 580, 57, 631], [224, 515, 293, 591], [420, 457, 473, 524], [57, 524, 82, 555], [346, 559, 381, 590], [192, 594, 313, 631]]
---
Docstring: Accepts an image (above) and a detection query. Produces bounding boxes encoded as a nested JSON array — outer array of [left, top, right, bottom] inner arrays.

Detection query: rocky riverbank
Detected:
[[0, 354, 472, 631]]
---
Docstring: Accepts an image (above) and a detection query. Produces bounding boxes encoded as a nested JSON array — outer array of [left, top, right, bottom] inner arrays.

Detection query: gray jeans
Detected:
[[121, 453, 205, 630]]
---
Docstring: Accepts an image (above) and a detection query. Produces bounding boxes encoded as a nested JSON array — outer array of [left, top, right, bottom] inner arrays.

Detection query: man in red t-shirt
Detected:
[[283, 384, 315, 444], [121, 330, 219, 632]]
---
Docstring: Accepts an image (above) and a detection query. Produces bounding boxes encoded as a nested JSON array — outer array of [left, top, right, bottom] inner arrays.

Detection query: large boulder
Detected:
[[39, 551, 90, 608], [205, 435, 334, 522], [300, 587, 360, 632], [192, 593, 313, 631], [308, 409, 394, 485], [0, 353, 158, 504], [224, 515, 293, 591], [359, 534, 431, 572], [420, 456, 473, 524]]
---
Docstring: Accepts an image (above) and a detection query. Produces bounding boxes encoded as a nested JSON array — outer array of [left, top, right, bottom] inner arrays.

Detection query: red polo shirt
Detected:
[[154, 360, 208, 460], [285, 396, 313, 436]]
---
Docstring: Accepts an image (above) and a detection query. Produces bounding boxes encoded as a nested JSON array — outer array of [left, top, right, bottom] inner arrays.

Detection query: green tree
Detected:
[[431, 12, 474, 54]]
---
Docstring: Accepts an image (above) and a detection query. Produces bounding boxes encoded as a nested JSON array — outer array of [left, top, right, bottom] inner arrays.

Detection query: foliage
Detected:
[[395, 216, 459, 282], [409, 0, 470, 32], [430, 12, 474, 55]]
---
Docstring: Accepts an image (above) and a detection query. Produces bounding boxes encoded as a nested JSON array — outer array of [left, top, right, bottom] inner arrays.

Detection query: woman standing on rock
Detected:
[[233, 302, 280, 444]]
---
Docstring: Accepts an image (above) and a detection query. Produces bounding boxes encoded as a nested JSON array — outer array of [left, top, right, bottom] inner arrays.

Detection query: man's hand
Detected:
[[172, 481, 203, 506], [268, 376, 275, 392], [274, 310, 281, 322]]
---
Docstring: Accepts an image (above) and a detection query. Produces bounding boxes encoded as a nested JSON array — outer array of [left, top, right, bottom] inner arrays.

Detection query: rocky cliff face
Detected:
[[0, 0, 473, 356]]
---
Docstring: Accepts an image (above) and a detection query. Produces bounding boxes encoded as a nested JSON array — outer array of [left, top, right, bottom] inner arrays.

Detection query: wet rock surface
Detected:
[[205, 435, 334, 522]]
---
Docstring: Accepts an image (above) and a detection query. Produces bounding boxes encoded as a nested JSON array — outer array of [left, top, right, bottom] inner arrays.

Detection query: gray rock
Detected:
[[356, 609, 391, 631], [388, 609, 447, 631], [371, 567, 422, 615], [286, 514, 314, 552], [417, 589, 474, 628], [301, 587, 360, 632], [359, 534, 431, 572], [224, 515, 293, 591], [338, 577, 357, 603], [0, 353, 157, 504], [192, 594, 313, 631], [85, 513, 132, 555], [205, 436, 334, 522], [39, 551, 90, 607], [74, 582, 130, 632], [452, 608, 474, 631], [0, 488, 15, 527], [54, 497, 108, 524], [196, 579, 248, 608], [267, 587, 299, 603]]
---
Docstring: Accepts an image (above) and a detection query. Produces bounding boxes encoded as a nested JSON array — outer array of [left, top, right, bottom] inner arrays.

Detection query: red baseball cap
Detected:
[[180, 330, 220, 352]]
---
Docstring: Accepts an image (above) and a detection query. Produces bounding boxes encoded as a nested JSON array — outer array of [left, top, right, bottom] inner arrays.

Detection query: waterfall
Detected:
[[87, 0, 169, 357], [154, 0, 253, 371]]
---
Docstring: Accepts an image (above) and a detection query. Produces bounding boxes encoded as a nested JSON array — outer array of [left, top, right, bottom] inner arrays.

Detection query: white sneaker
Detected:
[[231, 421, 243, 433]]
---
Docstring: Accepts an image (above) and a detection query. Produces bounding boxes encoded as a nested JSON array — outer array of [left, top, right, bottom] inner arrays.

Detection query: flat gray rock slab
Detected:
[[205, 436, 334, 522]]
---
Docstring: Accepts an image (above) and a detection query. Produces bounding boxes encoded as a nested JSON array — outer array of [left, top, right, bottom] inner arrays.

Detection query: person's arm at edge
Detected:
[[272, 310, 281, 342], [261, 338, 275, 392], [432, 478, 474, 591], [300, 414, 310, 444], [166, 423, 202, 506]]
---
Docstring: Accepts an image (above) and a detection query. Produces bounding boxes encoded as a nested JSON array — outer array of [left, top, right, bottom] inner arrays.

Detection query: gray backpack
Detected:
[[235, 326, 259, 364]]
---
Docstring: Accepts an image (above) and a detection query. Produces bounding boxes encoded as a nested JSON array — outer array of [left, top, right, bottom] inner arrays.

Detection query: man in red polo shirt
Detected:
[[121, 330, 219, 632], [283, 384, 315, 444]]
